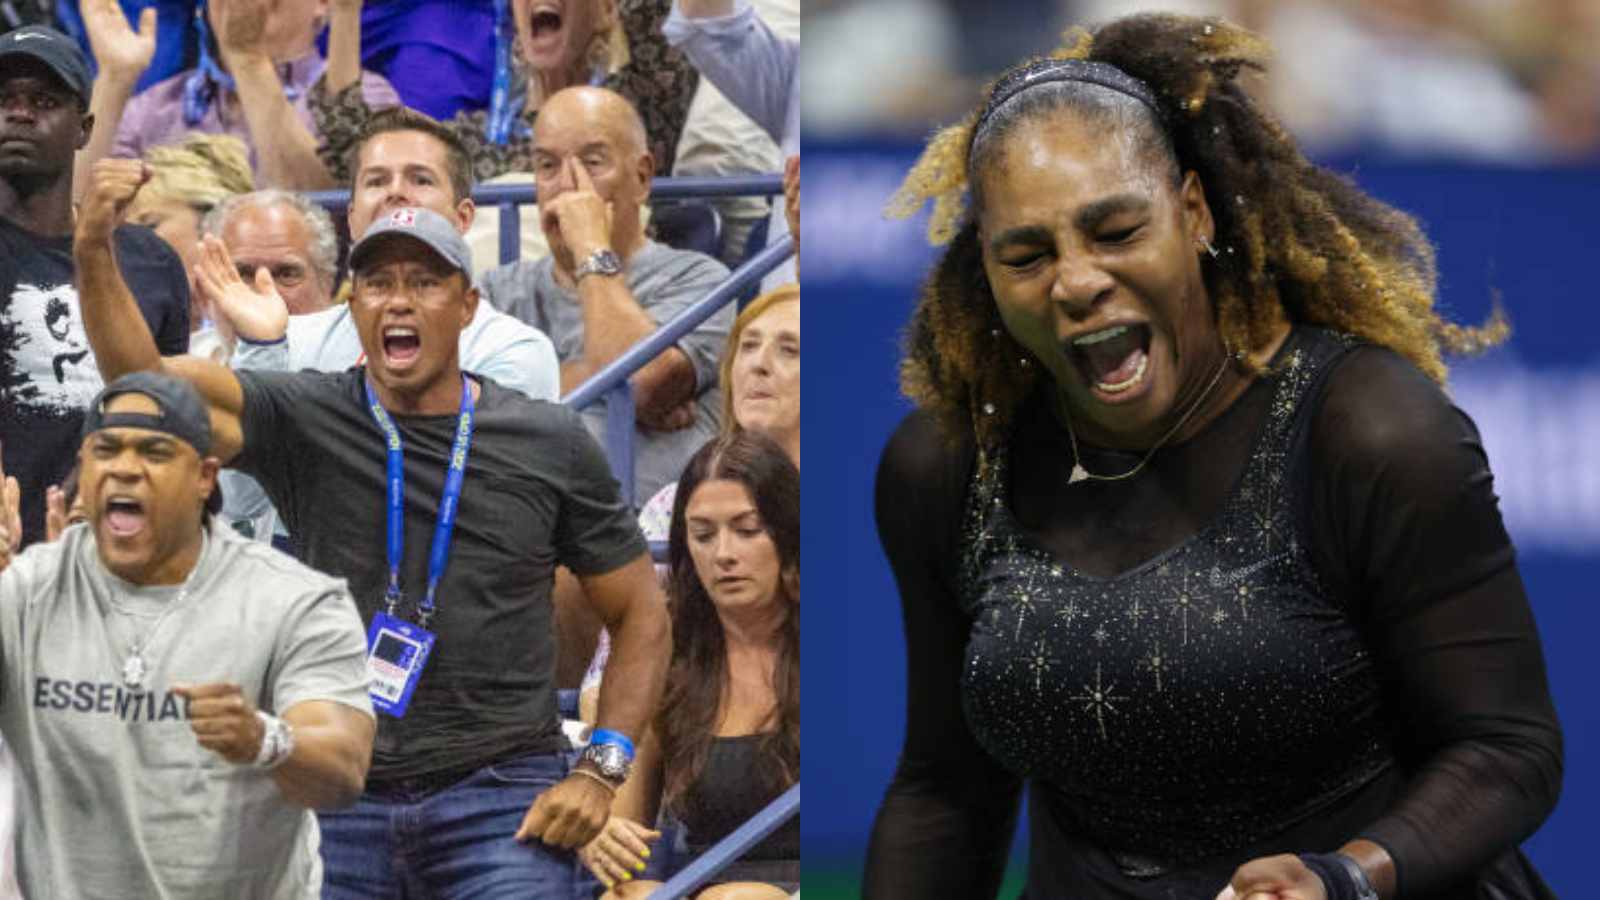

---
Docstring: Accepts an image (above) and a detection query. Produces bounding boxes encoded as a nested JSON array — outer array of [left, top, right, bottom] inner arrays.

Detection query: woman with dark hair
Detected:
[[865, 13, 1560, 900], [581, 430, 799, 898]]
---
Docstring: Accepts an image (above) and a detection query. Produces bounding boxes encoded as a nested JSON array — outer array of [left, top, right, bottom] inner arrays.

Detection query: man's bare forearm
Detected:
[[272, 704, 375, 809], [324, 3, 363, 95], [230, 54, 336, 189], [591, 570, 671, 745], [676, 0, 735, 18]]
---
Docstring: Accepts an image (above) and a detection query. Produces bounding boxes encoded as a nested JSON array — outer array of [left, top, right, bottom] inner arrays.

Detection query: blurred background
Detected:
[[803, 0, 1600, 897]]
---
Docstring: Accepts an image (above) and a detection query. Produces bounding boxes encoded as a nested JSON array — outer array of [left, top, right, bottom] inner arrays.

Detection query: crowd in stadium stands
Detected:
[[0, 0, 798, 895], [805, 0, 1600, 162]]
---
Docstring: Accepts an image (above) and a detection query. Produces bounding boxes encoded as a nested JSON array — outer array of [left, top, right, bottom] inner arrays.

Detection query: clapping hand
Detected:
[[578, 815, 660, 890], [0, 445, 20, 573], [210, 0, 271, 63], [194, 235, 290, 344], [81, 0, 157, 84]]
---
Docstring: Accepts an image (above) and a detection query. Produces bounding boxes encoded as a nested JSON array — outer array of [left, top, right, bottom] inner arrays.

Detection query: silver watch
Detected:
[[574, 248, 623, 282], [579, 740, 632, 784], [252, 711, 295, 770]]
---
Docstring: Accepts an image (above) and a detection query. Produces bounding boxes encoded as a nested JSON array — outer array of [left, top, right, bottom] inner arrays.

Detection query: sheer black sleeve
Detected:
[[1306, 347, 1563, 897], [864, 411, 1024, 900]]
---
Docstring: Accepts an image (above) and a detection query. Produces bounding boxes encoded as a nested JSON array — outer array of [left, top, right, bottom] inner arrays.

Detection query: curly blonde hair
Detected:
[[888, 14, 1506, 444]]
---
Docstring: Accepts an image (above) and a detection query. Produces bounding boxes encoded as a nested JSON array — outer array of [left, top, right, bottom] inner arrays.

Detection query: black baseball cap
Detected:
[[0, 26, 92, 103], [82, 372, 214, 458]]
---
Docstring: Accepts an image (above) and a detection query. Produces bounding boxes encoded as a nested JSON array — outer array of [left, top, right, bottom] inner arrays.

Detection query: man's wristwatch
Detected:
[[579, 740, 633, 785], [1331, 853, 1380, 900], [253, 711, 295, 770], [574, 248, 623, 282]]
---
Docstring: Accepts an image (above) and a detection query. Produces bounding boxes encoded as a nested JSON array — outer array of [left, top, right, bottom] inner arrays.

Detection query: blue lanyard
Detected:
[[363, 375, 476, 627]]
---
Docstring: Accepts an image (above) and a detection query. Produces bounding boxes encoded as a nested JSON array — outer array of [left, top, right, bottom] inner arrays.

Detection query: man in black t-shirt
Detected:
[[0, 27, 189, 546], [74, 160, 671, 895]]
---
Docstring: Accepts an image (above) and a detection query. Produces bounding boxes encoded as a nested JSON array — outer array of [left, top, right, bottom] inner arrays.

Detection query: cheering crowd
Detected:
[[0, 1, 798, 897]]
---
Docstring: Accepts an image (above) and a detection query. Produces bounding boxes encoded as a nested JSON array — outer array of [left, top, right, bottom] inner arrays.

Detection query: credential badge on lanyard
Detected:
[[361, 375, 475, 717]]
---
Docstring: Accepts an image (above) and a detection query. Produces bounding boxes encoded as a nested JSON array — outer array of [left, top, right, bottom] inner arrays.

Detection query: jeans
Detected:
[[319, 751, 588, 899]]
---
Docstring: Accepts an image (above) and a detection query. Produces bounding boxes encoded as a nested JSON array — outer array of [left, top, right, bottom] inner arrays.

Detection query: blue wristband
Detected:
[[236, 334, 287, 347], [589, 728, 635, 761]]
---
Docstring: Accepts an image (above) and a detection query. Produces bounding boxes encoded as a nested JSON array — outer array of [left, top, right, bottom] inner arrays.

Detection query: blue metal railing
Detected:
[[562, 236, 794, 501], [647, 783, 800, 900]]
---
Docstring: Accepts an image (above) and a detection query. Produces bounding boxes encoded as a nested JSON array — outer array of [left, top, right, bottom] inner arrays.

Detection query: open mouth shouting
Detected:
[[527, 2, 567, 57], [103, 494, 147, 539], [1066, 322, 1152, 403], [382, 325, 422, 370]]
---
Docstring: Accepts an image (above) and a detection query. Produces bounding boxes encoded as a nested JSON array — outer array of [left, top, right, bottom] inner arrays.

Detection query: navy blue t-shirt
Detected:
[[0, 217, 190, 544]]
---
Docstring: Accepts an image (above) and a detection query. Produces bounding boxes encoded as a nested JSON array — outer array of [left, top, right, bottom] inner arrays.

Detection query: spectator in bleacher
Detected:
[[667, 0, 795, 270], [124, 132, 256, 361], [580, 429, 799, 898], [74, 0, 399, 189], [74, 169, 674, 895], [483, 85, 732, 508], [212, 107, 560, 403], [580, 282, 797, 720], [315, 0, 697, 185], [0, 25, 190, 546], [665, 0, 796, 290]]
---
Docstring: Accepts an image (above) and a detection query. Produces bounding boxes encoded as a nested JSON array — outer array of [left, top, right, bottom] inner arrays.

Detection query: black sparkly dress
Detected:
[[865, 328, 1561, 899]]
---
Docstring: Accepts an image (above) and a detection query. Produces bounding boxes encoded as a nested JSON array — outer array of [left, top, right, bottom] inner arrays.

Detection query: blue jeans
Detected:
[[319, 751, 589, 899]]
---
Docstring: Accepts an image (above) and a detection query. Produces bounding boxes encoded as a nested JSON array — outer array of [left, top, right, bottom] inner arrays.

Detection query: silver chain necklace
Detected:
[[1058, 355, 1231, 486], [113, 541, 205, 690]]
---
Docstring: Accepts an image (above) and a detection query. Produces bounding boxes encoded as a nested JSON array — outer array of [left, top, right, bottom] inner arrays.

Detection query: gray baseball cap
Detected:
[[348, 207, 473, 279], [0, 26, 92, 104]]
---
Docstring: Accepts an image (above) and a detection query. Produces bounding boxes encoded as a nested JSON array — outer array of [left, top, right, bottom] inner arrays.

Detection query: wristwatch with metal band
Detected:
[[579, 740, 632, 784], [1332, 853, 1380, 900], [574, 248, 623, 282]]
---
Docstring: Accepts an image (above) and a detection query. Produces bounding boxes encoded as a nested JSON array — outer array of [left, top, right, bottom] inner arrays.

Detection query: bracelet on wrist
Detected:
[[1298, 852, 1379, 900], [252, 710, 295, 770]]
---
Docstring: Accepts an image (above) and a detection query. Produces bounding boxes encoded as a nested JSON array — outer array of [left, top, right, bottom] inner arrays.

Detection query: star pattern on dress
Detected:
[[1164, 571, 1200, 646], [1069, 663, 1126, 741], [1092, 624, 1110, 645], [1142, 643, 1168, 693], [1027, 637, 1059, 693]]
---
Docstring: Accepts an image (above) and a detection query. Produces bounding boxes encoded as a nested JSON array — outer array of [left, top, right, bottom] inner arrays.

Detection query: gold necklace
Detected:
[[1058, 355, 1231, 485]]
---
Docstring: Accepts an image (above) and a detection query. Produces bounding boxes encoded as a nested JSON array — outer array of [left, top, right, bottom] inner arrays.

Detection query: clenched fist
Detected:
[[172, 682, 265, 765], [76, 159, 151, 246]]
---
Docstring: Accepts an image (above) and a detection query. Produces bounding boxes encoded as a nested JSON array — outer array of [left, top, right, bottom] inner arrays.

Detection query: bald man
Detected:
[[481, 86, 733, 509]]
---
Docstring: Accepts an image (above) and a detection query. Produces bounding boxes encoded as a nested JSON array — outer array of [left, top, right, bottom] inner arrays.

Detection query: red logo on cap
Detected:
[[390, 209, 417, 227]]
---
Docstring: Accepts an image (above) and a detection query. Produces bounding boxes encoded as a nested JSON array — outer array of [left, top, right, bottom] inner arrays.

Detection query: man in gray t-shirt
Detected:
[[481, 86, 733, 508], [0, 372, 375, 899]]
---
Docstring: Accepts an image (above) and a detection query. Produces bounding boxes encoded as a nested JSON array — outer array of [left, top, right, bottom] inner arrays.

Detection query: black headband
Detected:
[[975, 59, 1164, 139]]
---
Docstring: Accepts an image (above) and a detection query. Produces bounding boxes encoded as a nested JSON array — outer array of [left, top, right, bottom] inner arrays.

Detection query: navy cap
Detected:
[[0, 26, 92, 103], [82, 372, 214, 457]]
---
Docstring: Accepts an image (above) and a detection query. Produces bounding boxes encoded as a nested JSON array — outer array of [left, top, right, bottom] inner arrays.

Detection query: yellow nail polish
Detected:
[[641, 848, 651, 859], [634, 862, 646, 872], [622, 873, 632, 882]]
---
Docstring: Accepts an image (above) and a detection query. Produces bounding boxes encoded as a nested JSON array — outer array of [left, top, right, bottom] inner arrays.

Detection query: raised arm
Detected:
[[74, 160, 247, 464], [324, 0, 364, 96], [864, 412, 1023, 899], [209, 0, 336, 189], [72, 0, 157, 200]]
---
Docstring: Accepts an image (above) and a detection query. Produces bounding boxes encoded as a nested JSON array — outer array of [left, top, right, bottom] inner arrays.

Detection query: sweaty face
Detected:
[[977, 112, 1218, 447], [0, 61, 86, 179], [685, 479, 784, 614], [350, 237, 476, 400], [532, 90, 649, 269], [80, 393, 215, 584], [221, 202, 332, 316], [350, 130, 471, 237], [731, 300, 800, 443], [514, 0, 605, 75]]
